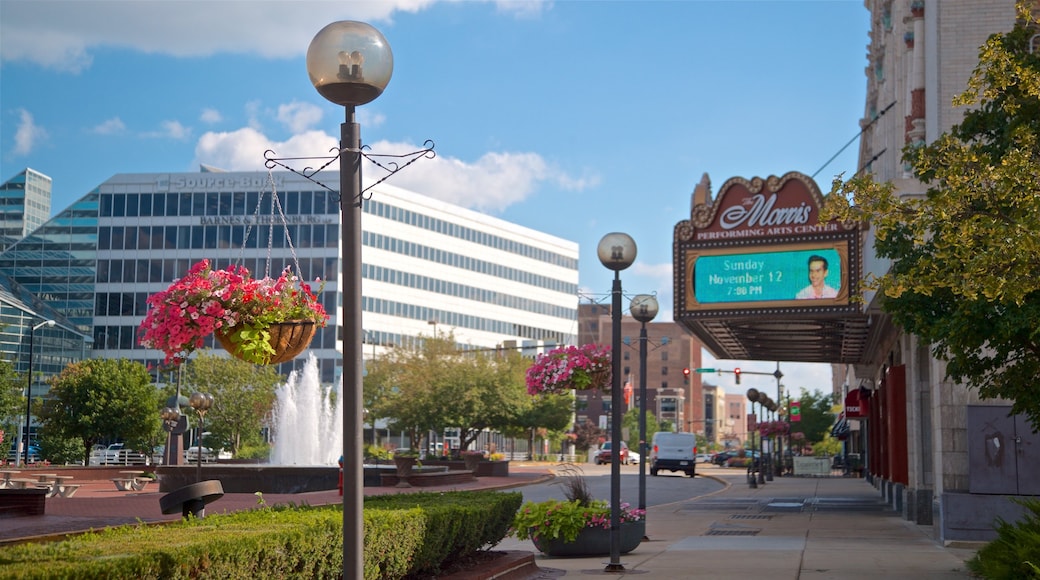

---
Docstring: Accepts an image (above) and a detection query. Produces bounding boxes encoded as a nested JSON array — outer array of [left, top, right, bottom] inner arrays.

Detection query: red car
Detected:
[[595, 441, 631, 465]]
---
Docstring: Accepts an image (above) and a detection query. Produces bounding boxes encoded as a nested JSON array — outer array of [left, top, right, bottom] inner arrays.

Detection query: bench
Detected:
[[379, 469, 477, 487], [0, 488, 47, 517], [111, 478, 135, 491]]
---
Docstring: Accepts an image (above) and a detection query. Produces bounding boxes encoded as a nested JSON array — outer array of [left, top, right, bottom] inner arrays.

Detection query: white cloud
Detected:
[[277, 102, 324, 134], [91, 117, 126, 135], [200, 108, 223, 124], [494, 0, 552, 19], [194, 127, 337, 173], [165, 121, 191, 139], [192, 126, 588, 214], [0, 1, 537, 72], [12, 109, 47, 155]]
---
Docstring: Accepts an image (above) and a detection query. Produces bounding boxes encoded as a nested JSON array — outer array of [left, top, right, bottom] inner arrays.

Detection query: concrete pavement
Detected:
[[499, 464, 980, 579], [0, 462, 980, 579]]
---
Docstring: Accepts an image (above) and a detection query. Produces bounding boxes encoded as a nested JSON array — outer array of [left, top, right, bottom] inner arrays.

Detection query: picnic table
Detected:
[[0, 470, 20, 489], [112, 471, 151, 492]]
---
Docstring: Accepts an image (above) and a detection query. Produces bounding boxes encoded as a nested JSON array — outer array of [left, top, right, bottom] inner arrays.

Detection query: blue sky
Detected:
[[1, 0, 870, 402]]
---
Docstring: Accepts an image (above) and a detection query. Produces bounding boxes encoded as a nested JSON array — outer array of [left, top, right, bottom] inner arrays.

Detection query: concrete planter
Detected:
[[532, 520, 644, 557]]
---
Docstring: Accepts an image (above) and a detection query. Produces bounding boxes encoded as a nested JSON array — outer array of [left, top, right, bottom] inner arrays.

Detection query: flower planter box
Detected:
[[421, 459, 510, 477], [531, 520, 644, 557]]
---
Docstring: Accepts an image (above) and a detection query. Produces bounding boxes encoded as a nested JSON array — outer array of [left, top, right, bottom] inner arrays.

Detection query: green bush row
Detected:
[[0, 490, 522, 580]]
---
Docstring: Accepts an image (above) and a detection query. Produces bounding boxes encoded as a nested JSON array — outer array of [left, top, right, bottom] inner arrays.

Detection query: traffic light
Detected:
[[682, 367, 690, 384], [734, 367, 741, 384]]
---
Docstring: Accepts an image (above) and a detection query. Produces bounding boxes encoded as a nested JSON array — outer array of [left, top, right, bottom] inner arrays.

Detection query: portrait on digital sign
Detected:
[[684, 242, 849, 310]]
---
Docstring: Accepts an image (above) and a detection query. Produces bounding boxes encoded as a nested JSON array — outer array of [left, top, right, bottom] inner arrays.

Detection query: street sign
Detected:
[[790, 401, 801, 422], [694, 368, 715, 373]]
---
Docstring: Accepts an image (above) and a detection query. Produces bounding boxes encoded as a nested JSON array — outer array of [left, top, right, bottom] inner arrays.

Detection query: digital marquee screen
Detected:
[[684, 242, 849, 310]]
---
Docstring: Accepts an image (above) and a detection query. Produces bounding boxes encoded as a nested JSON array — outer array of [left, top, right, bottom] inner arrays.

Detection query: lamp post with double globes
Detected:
[[597, 232, 636, 572], [746, 388, 760, 489], [24, 319, 55, 467], [188, 392, 213, 484], [629, 294, 658, 520], [306, 20, 393, 580]]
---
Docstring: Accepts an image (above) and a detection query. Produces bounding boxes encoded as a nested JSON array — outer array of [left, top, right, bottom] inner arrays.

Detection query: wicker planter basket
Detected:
[[216, 321, 316, 365]]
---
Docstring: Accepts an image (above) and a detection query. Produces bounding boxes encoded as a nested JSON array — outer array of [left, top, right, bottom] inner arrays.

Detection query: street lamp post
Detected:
[[745, 388, 760, 489], [188, 392, 213, 483], [630, 294, 658, 522], [24, 319, 55, 466], [307, 20, 393, 580], [597, 232, 636, 573]]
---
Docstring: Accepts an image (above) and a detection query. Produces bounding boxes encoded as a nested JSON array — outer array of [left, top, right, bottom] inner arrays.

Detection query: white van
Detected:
[[649, 431, 698, 477]]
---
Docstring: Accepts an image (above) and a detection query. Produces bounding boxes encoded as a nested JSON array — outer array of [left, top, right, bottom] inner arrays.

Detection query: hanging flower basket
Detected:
[[525, 344, 612, 395], [138, 259, 328, 366], [215, 320, 317, 365]]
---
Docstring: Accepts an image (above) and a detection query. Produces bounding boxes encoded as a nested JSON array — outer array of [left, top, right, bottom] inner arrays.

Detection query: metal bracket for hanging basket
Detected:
[[262, 140, 436, 205]]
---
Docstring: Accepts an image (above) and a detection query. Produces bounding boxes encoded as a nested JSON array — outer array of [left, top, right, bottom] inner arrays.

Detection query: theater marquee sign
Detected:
[[673, 172, 867, 363]]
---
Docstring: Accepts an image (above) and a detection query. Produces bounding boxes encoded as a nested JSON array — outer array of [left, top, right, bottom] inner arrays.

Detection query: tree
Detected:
[[572, 420, 606, 453], [824, 4, 1040, 429], [365, 333, 536, 452], [183, 351, 282, 456], [38, 359, 161, 464], [621, 408, 660, 455], [0, 358, 23, 442], [515, 392, 574, 460], [789, 388, 837, 445]]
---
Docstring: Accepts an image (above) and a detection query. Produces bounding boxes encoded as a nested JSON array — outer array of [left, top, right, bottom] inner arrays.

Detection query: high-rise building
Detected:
[[0, 169, 580, 386], [0, 168, 51, 250]]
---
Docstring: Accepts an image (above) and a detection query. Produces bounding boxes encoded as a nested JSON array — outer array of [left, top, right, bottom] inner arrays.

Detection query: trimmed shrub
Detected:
[[967, 497, 1040, 579]]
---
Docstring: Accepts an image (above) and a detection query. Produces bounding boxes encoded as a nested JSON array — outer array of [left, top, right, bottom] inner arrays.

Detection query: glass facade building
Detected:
[[0, 169, 579, 385]]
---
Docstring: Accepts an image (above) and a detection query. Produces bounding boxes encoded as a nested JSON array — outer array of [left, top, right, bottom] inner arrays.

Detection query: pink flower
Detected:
[[525, 343, 611, 395], [138, 259, 328, 365]]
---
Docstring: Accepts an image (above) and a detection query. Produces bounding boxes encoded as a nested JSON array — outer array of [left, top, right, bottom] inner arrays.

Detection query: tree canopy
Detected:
[[0, 358, 23, 444], [824, 4, 1040, 430], [364, 332, 540, 452], [38, 358, 161, 464], [182, 351, 282, 456]]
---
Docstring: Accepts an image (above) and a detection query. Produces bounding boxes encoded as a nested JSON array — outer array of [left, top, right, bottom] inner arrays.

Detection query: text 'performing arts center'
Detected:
[[0, 170, 580, 383]]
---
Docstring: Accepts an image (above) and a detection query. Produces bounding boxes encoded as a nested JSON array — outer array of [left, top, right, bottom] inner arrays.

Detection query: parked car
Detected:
[[595, 441, 630, 465], [712, 449, 759, 466], [628, 450, 641, 465], [696, 453, 713, 463], [649, 431, 697, 477], [102, 443, 149, 466]]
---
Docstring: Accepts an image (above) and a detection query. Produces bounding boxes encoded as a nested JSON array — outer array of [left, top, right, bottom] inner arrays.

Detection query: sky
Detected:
[[0, 0, 870, 403]]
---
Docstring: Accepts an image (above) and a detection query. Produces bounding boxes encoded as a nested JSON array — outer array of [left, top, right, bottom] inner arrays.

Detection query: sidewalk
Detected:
[[0, 463, 980, 579], [498, 465, 980, 579]]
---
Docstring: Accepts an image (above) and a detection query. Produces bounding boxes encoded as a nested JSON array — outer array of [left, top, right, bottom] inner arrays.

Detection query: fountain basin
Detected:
[[158, 465, 339, 494]]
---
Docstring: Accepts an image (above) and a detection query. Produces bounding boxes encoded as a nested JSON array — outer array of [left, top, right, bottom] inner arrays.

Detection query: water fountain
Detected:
[[158, 355, 343, 494], [270, 355, 342, 466]]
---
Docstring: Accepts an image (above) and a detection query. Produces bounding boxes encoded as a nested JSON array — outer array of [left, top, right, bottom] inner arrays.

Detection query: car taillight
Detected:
[[653, 445, 658, 453]]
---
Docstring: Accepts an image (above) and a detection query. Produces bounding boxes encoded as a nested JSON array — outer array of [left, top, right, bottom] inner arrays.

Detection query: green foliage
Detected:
[[366, 332, 558, 451], [968, 497, 1040, 579], [823, 4, 1040, 430], [790, 389, 837, 445], [0, 491, 521, 580], [364, 444, 393, 461], [621, 408, 659, 454], [0, 358, 23, 439], [37, 431, 84, 465], [38, 358, 161, 465], [183, 351, 282, 457], [235, 442, 271, 460]]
